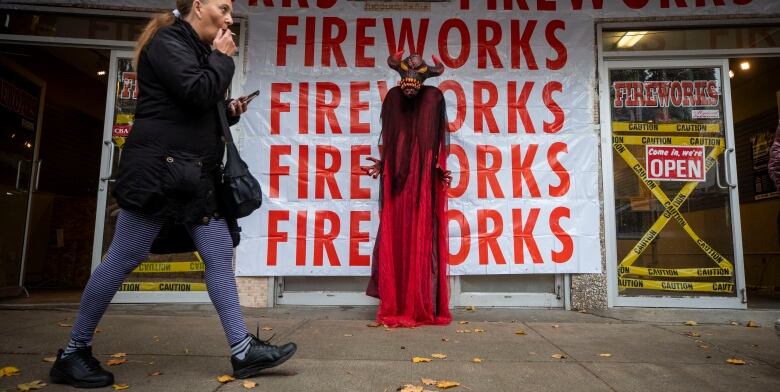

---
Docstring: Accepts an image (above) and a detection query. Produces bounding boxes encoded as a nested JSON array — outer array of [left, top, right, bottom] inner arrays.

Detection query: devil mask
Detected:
[[387, 51, 444, 98]]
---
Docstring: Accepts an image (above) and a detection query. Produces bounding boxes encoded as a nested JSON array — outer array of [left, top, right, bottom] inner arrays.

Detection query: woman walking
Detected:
[[50, 0, 295, 387]]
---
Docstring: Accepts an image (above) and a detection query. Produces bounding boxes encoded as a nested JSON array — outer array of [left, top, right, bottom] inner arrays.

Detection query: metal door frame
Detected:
[[599, 57, 747, 308]]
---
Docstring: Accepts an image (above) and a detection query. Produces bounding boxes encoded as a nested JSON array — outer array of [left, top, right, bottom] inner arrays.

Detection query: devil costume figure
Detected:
[[364, 52, 452, 327]]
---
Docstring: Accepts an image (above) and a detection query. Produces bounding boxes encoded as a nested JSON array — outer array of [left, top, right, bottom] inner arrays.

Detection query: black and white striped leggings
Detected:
[[70, 209, 248, 346]]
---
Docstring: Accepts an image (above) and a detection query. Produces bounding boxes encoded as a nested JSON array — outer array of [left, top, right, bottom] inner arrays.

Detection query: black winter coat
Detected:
[[114, 18, 239, 226]]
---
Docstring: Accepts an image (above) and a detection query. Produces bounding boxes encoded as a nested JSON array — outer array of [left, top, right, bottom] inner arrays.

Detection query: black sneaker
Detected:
[[231, 335, 297, 378], [50, 348, 114, 388]]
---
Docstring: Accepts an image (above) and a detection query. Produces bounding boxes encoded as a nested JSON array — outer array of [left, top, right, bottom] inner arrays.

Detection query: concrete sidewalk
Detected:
[[1, 305, 779, 392]]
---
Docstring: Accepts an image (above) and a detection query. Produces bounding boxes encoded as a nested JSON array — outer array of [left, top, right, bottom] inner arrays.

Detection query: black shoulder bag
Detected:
[[217, 103, 263, 219]]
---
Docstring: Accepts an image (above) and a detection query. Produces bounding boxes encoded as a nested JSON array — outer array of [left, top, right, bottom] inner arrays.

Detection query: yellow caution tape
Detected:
[[618, 278, 735, 293], [132, 261, 205, 273], [613, 142, 733, 273], [119, 282, 206, 292], [618, 265, 732, 278], [612, 122, 721, 133], [612, 135, 724, 147]]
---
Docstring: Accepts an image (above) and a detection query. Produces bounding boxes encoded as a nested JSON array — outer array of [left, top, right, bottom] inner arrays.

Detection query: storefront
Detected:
[[1, 0, 778, 310]]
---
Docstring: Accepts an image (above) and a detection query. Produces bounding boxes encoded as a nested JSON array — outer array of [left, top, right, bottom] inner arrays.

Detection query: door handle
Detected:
[[724, 148, 737, 188], [100, 140, 116, 182], [15, 160, 22, 190], [34, 160, 42, 191], [714, 159, 728, 190]]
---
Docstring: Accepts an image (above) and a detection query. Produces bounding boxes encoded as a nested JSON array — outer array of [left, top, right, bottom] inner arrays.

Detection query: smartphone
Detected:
[[241, 89, 260, 103]]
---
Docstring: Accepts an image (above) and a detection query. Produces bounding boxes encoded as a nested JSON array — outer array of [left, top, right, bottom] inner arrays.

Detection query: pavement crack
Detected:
[[525, 322, 619, 392]]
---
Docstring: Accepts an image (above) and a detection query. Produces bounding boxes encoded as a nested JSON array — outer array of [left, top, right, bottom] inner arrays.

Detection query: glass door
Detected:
[[92, 50, 209, 303], [602, 59, 746, 308], [0, 58, 44, 297]]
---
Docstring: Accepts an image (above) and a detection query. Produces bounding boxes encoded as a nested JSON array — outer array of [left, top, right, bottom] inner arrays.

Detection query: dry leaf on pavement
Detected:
[[435, 380, 460, 389], [515, 329, 527, 336], [472, 357, 483, 363], [112, 384, 130, 390], [459, 321, 469, 325], [0, 366, 20, 377], [95, 328, 105, 333], [552, 325, 560, 329], [474, 328, 485, 333], [599, 353, 612, 357], [746, 320, 760, 328], [685, 332, 701, 338], [42, 357, 56, 363], [243, 380, 258, 389], [261, 327, 273, 331], [110, 353, 127, 358], [684, 320, 698, 326], [17, 380, 46, 391], [726, 358, 746, 365], [421, 378, 438, 386], [106, 359, 126, 366], [58, 322, 73, 327], [551, 354, 567, 359], [412, 357, 432, 363], [344, 334, 353, 337], [397, 385, 424, 392], [367, 322, 382, 328], [217, 374, 235, 383], [431, 353, 447, 359], [441, 338, 449, 342], [465, 305, 476, 311]]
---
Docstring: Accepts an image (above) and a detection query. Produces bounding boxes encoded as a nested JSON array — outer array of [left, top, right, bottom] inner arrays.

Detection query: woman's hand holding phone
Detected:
[[228, 90, 259, 117]]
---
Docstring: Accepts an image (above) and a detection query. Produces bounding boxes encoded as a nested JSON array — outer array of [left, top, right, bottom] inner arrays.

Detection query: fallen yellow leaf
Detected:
[[599, 353, 612, 357], [106, 359, 126, 366], [421, 378, 438, 386], [261, 327, 273, 331], [112, 384, 130, 390], [110, 353, 127, 358], [435, 380, 460, 389], [0, 366, 20, 377], [431, 353, 448, 359], [95, 328, 105, 333], [726, 358, 746, 365], [515, 329, 527, 335], [217, 374, 235, 383], [397, 385, 423, 392], [684, 320, 698, 326], [472, 357, 483, 363], [42, 357, 56, 363], [412, 357, 432, 363], [367, 322, 382, 328], [686, 332, 701, 338], [17, 380, 46, 391], [465, 305, 476, 311], [459, 321, 469, 324], [746, 320, 760, 328], [463, 329, 472, 333], [243, 380, 258, 389], [551, 354, 567, 359], [474, 328, 485, 333]]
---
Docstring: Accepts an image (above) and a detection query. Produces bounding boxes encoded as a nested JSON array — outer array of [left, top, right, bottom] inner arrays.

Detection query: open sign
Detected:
[[646, 145, 706, 182]]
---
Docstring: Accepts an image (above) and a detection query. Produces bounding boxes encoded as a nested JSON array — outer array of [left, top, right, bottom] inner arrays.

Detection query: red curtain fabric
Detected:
[[366, 86, 451, 327]]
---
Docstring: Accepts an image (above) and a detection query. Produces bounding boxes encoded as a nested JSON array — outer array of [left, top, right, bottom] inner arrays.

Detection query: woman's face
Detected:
[[191, 0, 233, 42]]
